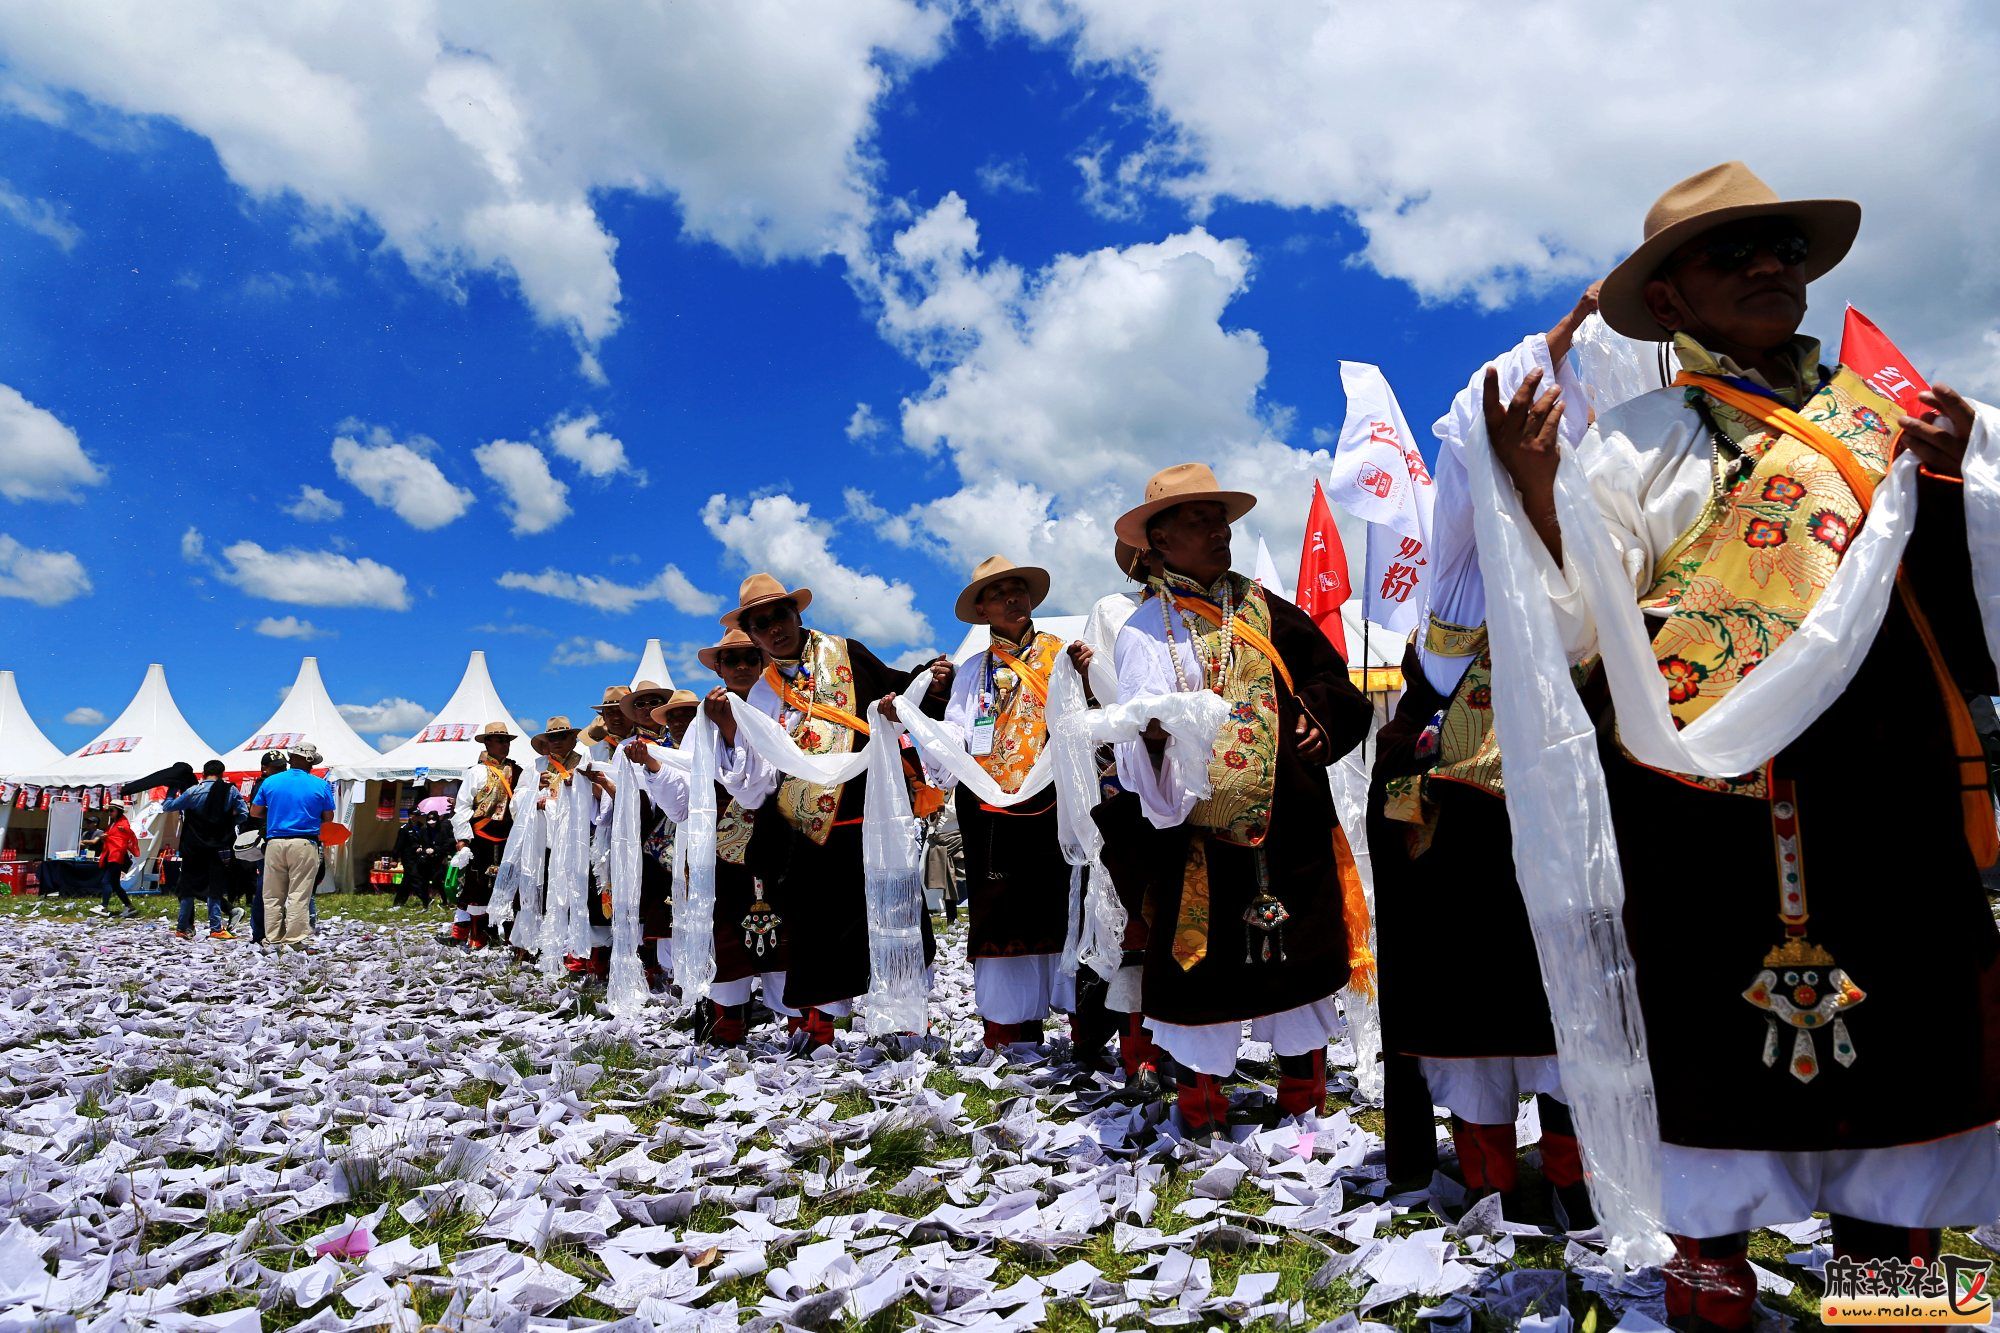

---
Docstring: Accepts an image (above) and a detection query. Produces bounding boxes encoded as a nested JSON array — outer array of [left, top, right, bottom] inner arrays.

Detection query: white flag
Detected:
[[1328, 361, 1434, 636], [1252, 534, 1291, 602]]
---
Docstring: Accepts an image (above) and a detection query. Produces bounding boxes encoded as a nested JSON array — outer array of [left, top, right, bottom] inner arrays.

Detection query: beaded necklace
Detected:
[[1156, 575, 1235, 695]]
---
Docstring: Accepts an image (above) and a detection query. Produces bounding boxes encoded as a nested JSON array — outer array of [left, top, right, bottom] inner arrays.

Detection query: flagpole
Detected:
[[1360, 536, 1373, 767]]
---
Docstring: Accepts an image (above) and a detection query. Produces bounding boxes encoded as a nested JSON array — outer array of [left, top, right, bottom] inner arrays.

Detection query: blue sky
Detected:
[[1, 2, 1995, 754]]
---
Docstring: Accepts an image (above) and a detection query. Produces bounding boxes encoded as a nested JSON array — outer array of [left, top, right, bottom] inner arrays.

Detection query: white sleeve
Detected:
[[450, 770, 483, 842], [1109, 616, 1205, 828], [918, 663, 983, 790], [718, 680, 781, 809], [642, 750, 692, 822]]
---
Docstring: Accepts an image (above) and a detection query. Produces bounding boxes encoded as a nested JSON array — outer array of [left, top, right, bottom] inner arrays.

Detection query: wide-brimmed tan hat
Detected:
[[530, 715, 579, 755], [954, 555, 1051, 624], [582, 719, 607, 745], [592, 685, 631, 714], [698, 627, 761, 672], [649, 690, 700, 732], [473, 719, 517, 743], [1114, 462, 1256, 547], [720, 572, 812, 630], [620, 679, 675, 723], [1599, 161, 1860, 341]]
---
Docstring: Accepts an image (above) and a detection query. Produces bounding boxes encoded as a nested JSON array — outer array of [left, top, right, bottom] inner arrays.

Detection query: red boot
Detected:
[[1451, 1118, 1519, 1194], [799, 1007, 836, 1052], [1275, 1050, 1327, 1118], [710, 1004, 748, 1047], [1664, 1233, 1755, 1331], [1174, 1070, 1229, 1140], [1121, 1013, 1164, 1099], [467, 915, 488, 950], [982, 1020, 1018, 1050]]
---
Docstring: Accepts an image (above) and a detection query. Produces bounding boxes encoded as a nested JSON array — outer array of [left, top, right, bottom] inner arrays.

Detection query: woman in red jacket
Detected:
[[96, 809, 140, 916]]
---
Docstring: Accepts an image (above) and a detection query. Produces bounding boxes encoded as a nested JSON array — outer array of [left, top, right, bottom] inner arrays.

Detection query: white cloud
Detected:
[[0, 383, 104, 502], [701, 491, 931, 649], [550, 636, 637, 668], [845, 402, 885, 441], [283, 485, 344, 522], [474, 438, 570, 535], [0, 533, 91, 605], [179, 527, 206, 563], [469, 620, 550, 637], [547, 412, 638, 481], [0, 179, 80, 250], [331, 426, 473, 530], [975, 155, 1036, 196], [212, 538, 411, 609], [0, 1, 952, 376], [336, 697, 431, 732], [254, 614, 332, 639], [852, 193, 1316, 604], [375, 734, 411, 750], [498, 563, 720, 616], [999, 0, 2000, 390], [62, 706, 104, 726]]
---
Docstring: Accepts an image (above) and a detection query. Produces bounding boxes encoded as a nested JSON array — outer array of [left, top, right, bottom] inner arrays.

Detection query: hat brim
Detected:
[[1113, 490, 1257, 548], [698, 644, 760, 670], [650, 702, 698, 730], [1599, 198, 1860, 341], [472, 730, 516, 744], [954, 565, 1052, 624], [618, 691, 674, 723], [530, 729, 578, 754], [720, 586, 812, 630]]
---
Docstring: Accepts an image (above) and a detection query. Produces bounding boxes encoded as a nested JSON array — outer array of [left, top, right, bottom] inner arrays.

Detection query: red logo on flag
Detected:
[[1357, 463, 1393, 499]]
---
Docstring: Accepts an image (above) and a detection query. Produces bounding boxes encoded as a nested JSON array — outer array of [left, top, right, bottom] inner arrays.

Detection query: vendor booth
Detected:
[[0, 669, 68, 888], [329, 650, 535, 886], [8, 663, 224, 896]]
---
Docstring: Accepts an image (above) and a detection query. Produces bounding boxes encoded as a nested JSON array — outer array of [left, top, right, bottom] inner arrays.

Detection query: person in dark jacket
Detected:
[[162, 760, 248, 939], [394, 809, 449, 907]]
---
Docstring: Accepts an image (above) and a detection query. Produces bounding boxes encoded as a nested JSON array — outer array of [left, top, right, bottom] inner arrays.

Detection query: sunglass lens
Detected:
[[1770, 230, 1809, 266]]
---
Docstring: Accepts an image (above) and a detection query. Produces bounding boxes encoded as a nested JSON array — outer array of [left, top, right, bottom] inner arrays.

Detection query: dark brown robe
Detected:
[[958, 788, 1071, 960], [744, 638, 940, 1012]]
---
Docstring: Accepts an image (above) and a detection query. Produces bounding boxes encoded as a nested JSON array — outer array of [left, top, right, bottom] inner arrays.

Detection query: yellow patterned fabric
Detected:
[[1156, 571, 1281, 847], [1429, 651, 1505, 799], [1631, 367, 1895, 794], [975, 630, 1063, 793], [772, 630, 860, 846], [717, 796, 754, 865]]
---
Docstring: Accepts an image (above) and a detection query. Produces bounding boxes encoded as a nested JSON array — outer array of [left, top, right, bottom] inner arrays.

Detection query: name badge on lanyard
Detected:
[[969, 715, 997, 757]]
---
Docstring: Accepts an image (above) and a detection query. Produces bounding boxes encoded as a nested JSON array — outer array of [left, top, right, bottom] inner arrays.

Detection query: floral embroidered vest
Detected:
[[1151, 571, 1282, 847], [772, 630, 860, 845], [1632, 366, 1896, 794], [974, 629, 1063, 794]]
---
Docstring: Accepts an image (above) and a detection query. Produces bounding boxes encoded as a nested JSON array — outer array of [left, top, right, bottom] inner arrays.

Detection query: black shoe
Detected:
[[1127, 1065, 1165, 1103], [1553, 1179, 1597, 1231]]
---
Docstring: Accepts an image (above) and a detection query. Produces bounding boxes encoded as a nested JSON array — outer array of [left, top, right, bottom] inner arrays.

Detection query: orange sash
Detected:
[[987, 644, 1051, 704], [1678, 372, 1998, 868], [763, 665, 872, 737]]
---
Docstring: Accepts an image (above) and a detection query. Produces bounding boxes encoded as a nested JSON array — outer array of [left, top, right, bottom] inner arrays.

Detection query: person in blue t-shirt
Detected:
[[249, 741, 335, 945]]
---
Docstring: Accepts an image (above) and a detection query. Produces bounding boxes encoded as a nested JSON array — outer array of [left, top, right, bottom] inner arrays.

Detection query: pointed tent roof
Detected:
[[16, 663, 222, 787], [332, 650, 535, 782], [0, 670, 64, 781], [220, 657, 380, 775], [630, 638, 673, 690]]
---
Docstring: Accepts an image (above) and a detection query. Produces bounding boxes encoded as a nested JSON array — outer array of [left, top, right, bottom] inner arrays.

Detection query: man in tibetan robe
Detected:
[[452, 720, 523, 952], [1109, 463, 1372, 1140], [1371, 288, 1606, 1226], [704, 573, 948, 1053], [1486, 162, 2000, 1330], [905, 556, 1093, 1052], [698, 627, 787, 1046]]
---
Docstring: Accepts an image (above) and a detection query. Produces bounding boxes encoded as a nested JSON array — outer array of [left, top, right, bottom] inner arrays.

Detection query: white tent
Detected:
[[332, 650, 533, 782], [219, 657, 380, 776], [15, 663, 222, 788], [0, 670, 63, 781], [630, 638, 673, 690]]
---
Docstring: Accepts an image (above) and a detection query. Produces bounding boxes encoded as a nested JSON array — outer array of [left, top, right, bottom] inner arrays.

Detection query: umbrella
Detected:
[[417, 796, 453, 815]]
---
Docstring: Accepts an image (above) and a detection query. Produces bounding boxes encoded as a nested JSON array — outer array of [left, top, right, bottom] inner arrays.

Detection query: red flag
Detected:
[[1839, 305, 1931, 416], [1295, 480, 1352, 659]]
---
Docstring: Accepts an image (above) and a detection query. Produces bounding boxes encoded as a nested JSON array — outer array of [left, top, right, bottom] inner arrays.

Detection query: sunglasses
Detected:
[[737, 607, 795, 635], [1672, 224, 1810, 274], [715, 649, 763, 669]]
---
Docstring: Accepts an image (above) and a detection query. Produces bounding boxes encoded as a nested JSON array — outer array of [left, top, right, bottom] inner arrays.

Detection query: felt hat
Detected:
[[1114, 539, 1148, 580], [720, 572, 812, 630], [582, 719, 607, 745], [1599, 161, 1860, 340], [530, 715, 579, 756], [620, 680, 675, 724], [698, 627, 761, 672], [954, 555, 1052, 625], [649, 690, 700, 732], [592, 685, 631, 714], [286, 740, 323, 766], [1113, 462, 1256, 547], [473, 719, 517, 743]]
